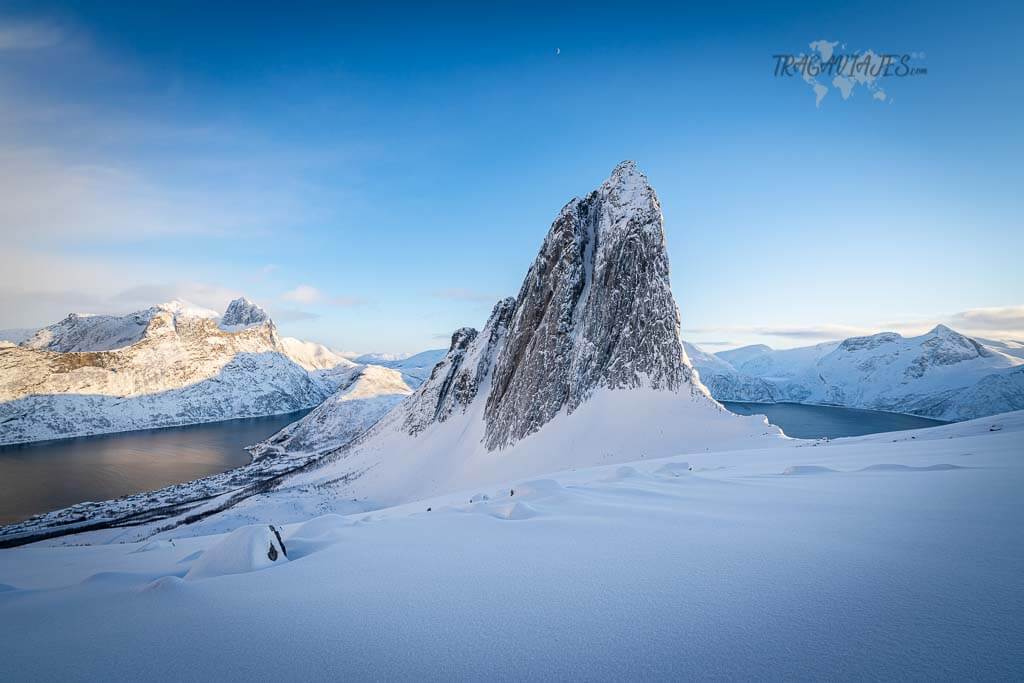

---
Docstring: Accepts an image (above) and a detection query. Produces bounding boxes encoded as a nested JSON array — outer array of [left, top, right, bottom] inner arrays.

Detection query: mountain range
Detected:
[[0, 298, 412, 445], [685, 326, 1024, 421]]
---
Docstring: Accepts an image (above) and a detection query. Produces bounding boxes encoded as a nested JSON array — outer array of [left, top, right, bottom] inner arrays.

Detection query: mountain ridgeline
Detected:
[[685, 325, 1024, 421], [0, 298, 399, 445]]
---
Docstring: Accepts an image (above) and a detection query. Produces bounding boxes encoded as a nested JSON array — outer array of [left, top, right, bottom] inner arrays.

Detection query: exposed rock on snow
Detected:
[[219, 297, 270, 330], [184, 524, 288, 581], [486, 161, 697, 449], [687, 326, 1024, 421]]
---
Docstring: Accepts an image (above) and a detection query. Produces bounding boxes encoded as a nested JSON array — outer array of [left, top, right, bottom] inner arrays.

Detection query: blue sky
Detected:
[[0, 1, 1021, 352]]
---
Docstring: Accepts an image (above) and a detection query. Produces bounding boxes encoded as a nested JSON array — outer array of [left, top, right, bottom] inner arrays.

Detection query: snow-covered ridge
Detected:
[[687, 326, 1024, 421]]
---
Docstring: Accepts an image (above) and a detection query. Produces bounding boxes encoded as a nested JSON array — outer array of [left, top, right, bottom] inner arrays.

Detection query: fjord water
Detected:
[[0, 410, 311, 525], [0, 404, 946, 526], [723, 402, 947, 439]]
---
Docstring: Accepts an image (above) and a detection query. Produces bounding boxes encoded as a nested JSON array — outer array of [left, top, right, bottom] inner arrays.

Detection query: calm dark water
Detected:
[[0, 410, 311, 525], [723, 401, 947, 439]]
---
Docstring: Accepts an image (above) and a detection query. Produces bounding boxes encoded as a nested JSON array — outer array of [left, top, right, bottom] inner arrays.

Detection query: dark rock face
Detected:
[[403, 299, 516, 435], [221, 297, 270, 328], [269, 525, 287, 558], [340, 161, 701, 453], [483, 161, 691, 448]]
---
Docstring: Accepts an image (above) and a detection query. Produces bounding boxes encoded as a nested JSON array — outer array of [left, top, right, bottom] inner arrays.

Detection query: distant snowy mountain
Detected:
[[688, 326, 1024, 420], [261, 161, 781, 509], [0, 298, 388, 445], [278, 337, 357, 372], [351, 351, 413, 363], [361, 348, 447, 387]]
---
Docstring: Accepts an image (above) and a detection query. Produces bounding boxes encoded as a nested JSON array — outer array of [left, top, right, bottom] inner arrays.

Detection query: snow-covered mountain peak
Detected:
[[220, 297, 270, 330], [274, 161, 748, 489], [604, 159, 643, 190], [482, 161, 697, 449]]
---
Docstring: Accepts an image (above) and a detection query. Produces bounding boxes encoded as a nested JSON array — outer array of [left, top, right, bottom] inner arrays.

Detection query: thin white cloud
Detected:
[[0, 148, 252, 242], [268, 308, 320, 322], [111, 283, 241, 313], [281, 285, 366, 307], [0, 246, 245, 327], [329, 295, 367, 307], [281, 285, 322, 305], [946, 305, 1024, 335], [0, 20, 62, 50]]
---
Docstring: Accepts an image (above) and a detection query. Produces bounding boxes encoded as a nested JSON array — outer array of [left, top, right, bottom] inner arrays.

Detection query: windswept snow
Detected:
[[0, 412, 1020, 679], [184, 524, 288, 581]]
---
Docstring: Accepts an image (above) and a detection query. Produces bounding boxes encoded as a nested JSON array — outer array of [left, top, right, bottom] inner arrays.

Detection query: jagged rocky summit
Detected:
[[220, 297, 270, 329], [273, 161, 779, 507]]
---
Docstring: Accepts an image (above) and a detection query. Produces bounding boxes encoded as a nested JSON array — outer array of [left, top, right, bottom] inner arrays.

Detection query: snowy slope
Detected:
[[0, 412, 1020, 680], [362, 348, 446, 387], [977, 337, 1024, 360], [687, 327, 1024, 420], [279, 337, 357, 372], [251, 365, 413, 457]]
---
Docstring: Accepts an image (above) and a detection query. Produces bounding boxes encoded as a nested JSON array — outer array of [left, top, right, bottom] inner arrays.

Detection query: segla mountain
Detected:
[[264, 161, 781, 509], [0, 298, 384, 445]]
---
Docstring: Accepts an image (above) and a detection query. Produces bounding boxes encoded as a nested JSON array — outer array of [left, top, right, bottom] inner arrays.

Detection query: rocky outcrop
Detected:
[[401, 298, 516, 436], [285, 161, 720, 463], [220, 297, 270, 329], [484, 161, 694, 448]]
